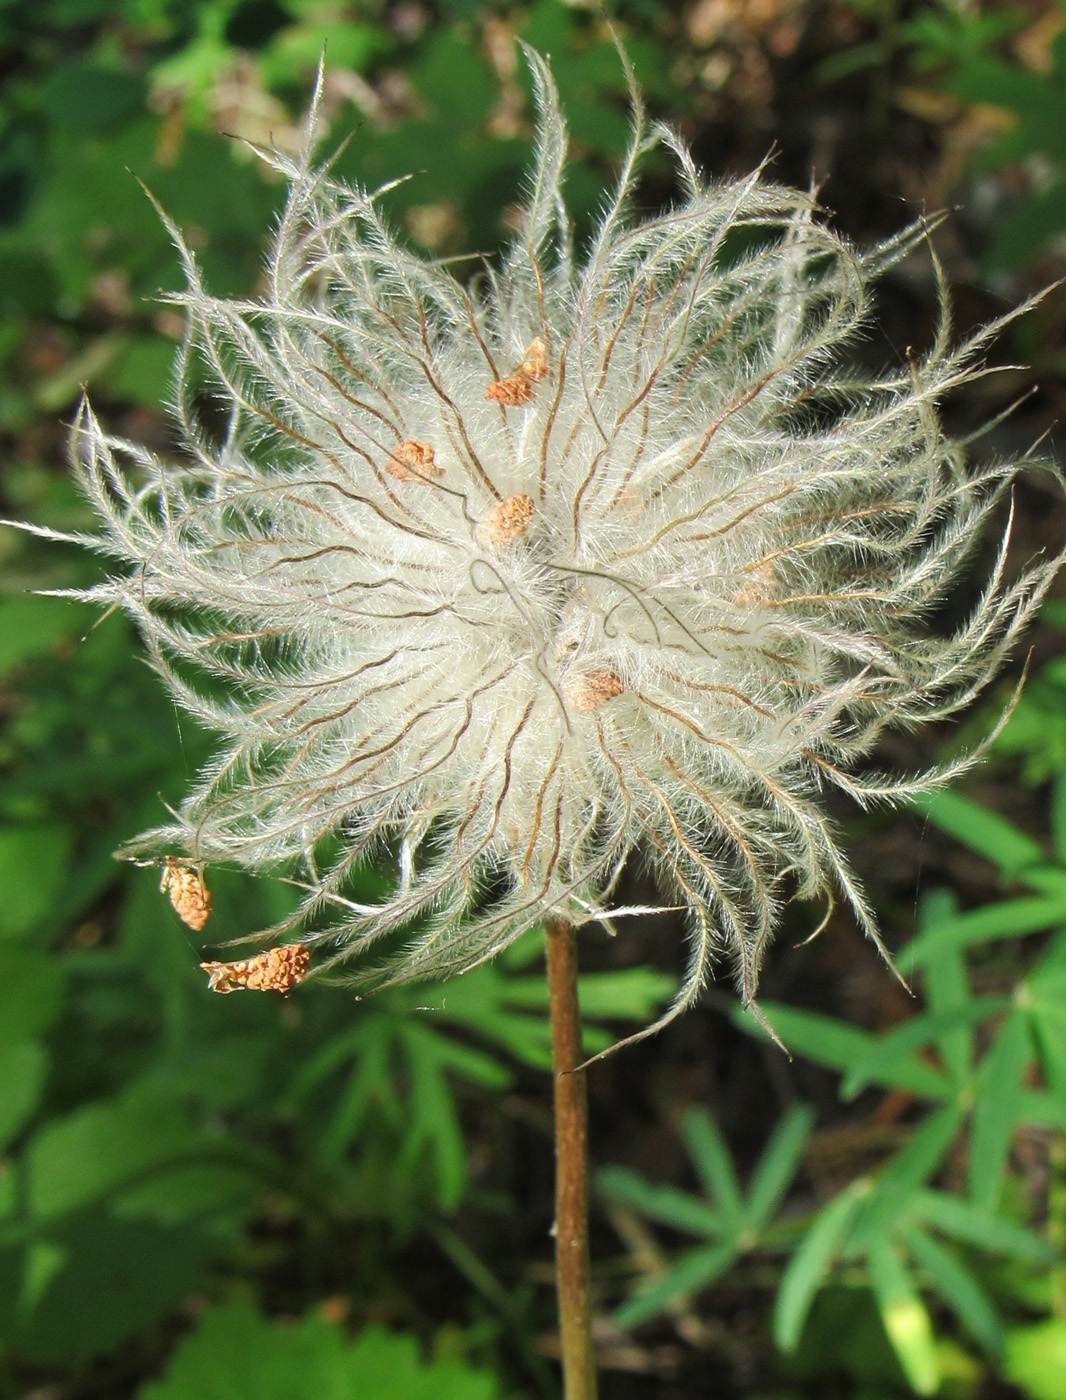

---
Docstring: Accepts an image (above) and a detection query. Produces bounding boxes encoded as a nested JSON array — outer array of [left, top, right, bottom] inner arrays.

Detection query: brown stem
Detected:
[[545, 916, 598, 1400]]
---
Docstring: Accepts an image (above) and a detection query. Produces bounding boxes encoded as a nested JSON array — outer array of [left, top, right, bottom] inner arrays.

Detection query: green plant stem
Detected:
[[545, 916, 598, 1400]]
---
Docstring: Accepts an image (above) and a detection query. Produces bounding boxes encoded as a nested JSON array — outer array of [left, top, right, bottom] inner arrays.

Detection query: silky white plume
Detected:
[[59, 51, 1060, 1032]]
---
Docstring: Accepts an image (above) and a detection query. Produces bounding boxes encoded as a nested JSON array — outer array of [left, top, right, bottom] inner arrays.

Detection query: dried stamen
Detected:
[[478, 493, 535, 548], [519, 335, 550, 382], [484, 336, 550, 405], [200, 943, 311, 994], [731, 561, 777, 609], [385, 438, 442, 482], [161, 857, 211, 931], [568, 670, 625, 712], [484, 374, 535, 407]]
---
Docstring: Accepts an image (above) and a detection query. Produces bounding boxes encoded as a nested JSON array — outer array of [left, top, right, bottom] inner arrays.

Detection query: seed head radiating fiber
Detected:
[[60, 51, 1061, 1032]]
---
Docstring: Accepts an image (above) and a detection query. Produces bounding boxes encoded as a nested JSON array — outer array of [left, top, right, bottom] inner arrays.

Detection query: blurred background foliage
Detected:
[[3, 1, 1066, 1397]]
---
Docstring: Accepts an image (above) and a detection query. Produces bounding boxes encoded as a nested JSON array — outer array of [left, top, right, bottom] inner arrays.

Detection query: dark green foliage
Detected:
[[138, 1301, 499, 1400], [3, 2, 1066, 1397], [603, 767, 1066, 1395]]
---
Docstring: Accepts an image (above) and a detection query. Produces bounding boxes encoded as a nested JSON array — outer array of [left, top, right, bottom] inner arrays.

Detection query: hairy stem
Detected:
[[545, 916, 598, 1400]]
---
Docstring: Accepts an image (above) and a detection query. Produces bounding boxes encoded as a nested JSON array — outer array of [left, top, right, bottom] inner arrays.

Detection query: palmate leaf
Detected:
[[904, 790, 1066, 972], [840, 999, 1008, 1100], [288, 940, 674, 1209], [605, 1105, 814, 1330], [596, 1170, 723, 1237], [414, 949, 676, 1070], [775, 1172, 1048, 1379]]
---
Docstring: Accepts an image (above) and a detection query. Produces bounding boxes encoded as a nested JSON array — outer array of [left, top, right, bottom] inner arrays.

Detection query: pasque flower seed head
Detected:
[[60, 51, 1061, 1031]]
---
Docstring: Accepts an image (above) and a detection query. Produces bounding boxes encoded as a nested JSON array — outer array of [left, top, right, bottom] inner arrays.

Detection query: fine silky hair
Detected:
[[51, 50, 1060, 1035]]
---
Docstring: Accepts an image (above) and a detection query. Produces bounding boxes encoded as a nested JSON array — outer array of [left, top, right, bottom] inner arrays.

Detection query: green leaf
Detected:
[[732, 1000, 952, 1099], [774, 1184, 868, 1350], [852, 1106, 965, 1248], [841, 998, 1007, 1100], [1004, 1319, 1066, 1400], [0, 1042, 46, 1150], [1016, 1088, 1066, 1129], [918, 890, 974, 1083], [0, 946, 64, 1047], [571, 966, 677, 1021], [597, 1168, 723, 1237], [263, 21, 391, 82], [613, 1241, 738, 1329], [969, 1011, 1031, 1209], [411, 953, 672, 1072], [910, 1189, 1055, 1264], [867, 1236, 939, 1395], [1052, 770, 1066, 861], [138, 1301, 500, 1400], [902, 1223, 1004, 1358], [746, 1105, 815, 1228], [9, 1211, 216, 1364], [397, 1022, 503, 1211], [881, 1106, 966, 1198], [681, 1108, 743, 1222], [108, 335, 177, 407], [984, 179, 1066, 274], [415, 31, 496, 125], [0, 595, 98, 675], [911, 790, 1044, 878], [40, 63, 147, 132], [26, 1086, 212, 1219], [901, 895, 1066, 970], [0, 825, 73, 939]]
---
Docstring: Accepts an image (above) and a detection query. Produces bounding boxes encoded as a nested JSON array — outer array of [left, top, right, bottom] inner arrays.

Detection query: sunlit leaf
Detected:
[[1004, 1319, 1066, 1400], [902, 1222, 1004, 1358], [867, 1236, 939, 1396]]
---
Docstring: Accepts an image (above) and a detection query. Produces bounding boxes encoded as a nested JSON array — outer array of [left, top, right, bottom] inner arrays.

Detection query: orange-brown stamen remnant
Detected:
[[518, 335, 550, 383], [732, 561, 776, 609], [478, 493, 535, 548], [567, 669, 625, 713], [161, 858, 211, 931], [200, 943, 311, 994], [484, 373, 535, 407], [385, 438, 442, 482], [484, 336, 550, 405]]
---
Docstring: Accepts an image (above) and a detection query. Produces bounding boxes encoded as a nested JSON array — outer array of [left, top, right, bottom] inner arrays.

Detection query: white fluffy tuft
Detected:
[[70, 51, 1062, 1023]]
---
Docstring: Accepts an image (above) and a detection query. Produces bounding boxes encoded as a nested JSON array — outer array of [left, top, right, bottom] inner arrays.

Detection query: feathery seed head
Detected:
[[68, 51, 1061, 1030]]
